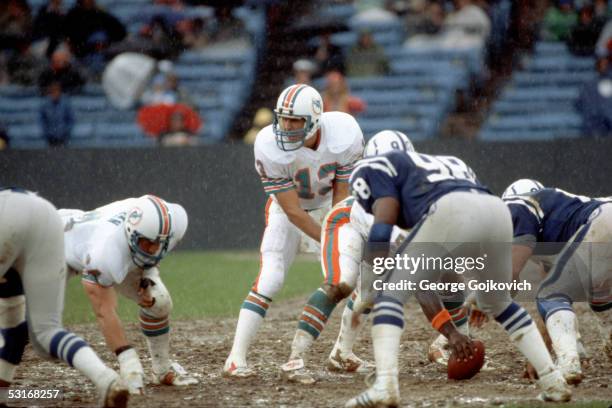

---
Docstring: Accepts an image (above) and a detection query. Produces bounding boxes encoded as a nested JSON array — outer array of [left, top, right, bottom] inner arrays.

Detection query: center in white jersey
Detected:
[[60, 198, 186, 287], [254, 111, 364, 210]]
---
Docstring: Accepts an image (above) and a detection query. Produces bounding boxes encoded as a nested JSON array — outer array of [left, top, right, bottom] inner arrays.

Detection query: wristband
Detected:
[[368, 222, 393, 243], [431, 309, 452, 332]]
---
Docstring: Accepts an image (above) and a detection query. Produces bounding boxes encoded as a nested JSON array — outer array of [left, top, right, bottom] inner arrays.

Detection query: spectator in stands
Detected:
[[244, 108, 273, 144], [310, 31, 345, 76], [7, 45, 44, 86], [442, 0, 491, 48], [64, 0, 126, 59], [38, 47, 85, 94], [110, 15, 182, 61], [568, 3, 606, 56], [160, 111, 197, 146], [541, 0, 577, 42], [292, 59, 316, 85], [351, 0, 400, 24], [180, 17, 211, 50], [39, 81, 74, 147], [143, 15, 183, 59], [594, 0, 612, 20], [0, 122, 9, 150], [576, 42, 612, 137], [322, 71, 366, 115], [346, 28, 389, 77], [210, 5, 248, 46], [0, 0, 33, 53], [407, 1, 446, 38], [32, 0, 67, 58]]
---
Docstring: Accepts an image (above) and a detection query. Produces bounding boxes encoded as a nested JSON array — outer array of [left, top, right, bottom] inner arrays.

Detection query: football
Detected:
[[448, 340, 485, 380]]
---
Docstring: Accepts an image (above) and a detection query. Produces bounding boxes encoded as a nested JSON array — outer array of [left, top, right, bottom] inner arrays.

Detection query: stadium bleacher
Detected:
[[479, 41, 594, 141], [309, 2, 483, 142], [0, 0, 265, 148]]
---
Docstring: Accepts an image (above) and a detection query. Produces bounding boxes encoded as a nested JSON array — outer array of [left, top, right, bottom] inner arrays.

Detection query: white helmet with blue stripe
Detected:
[[364, 130, 415, 157], [502, 179, 544, 199], [124, 194, 176, 269]]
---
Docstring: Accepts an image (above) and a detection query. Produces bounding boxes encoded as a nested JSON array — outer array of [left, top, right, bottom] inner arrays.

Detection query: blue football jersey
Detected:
[[504, 188, 611, 244], [349, 151, 491, 229]]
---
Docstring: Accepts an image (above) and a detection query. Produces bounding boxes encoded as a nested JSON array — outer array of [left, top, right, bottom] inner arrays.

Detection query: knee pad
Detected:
[[537, 296, 573, 321], [321, 282, 353, 303], [145, 280, 173, 318]]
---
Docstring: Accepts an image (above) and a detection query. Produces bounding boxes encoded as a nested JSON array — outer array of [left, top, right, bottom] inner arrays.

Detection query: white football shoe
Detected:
[[223, 357, 256, 378], [537, 369, 572, 402], [345, 375, 399, 408], [100, 375, 129, 408], [153, 361, 198, 386], [280, 358, 316, 384], [327, 350, 373, 373]]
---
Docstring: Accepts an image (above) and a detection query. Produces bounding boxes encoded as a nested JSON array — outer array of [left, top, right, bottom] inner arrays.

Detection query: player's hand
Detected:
[[123, 370, 145, 395], [448, 332, 476, 363], [469, 307, 488, 328]]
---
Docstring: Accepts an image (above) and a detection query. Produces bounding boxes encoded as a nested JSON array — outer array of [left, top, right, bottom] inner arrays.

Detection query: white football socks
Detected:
[[229, 308, 263, 365], [333, 303, 368, 357], [73, 347, 118, 392], [511, 321, 556, 377], [289, 329, 314, 361], [146, 332, 171, 374]]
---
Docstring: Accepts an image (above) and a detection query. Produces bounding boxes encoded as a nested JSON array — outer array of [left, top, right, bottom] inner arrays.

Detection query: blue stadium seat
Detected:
[[0, 97, 41, 113]]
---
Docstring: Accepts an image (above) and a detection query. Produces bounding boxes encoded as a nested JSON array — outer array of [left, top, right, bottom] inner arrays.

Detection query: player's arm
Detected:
[[82, 274, 145, 394], [505, 201, 539, 280], [332, 180, 350, 206], [415, 291, 475, 361], [275, 188, 321, 242], [82, 278, 129, 350], [512, 244, 534, 281]]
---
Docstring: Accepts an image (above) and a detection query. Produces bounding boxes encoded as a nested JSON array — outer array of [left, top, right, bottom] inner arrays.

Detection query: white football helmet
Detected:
[[125, 195, 177, 268], [364, 130, 415, 157], [273, 84, 323, 151], [502, 179, 544, 199]]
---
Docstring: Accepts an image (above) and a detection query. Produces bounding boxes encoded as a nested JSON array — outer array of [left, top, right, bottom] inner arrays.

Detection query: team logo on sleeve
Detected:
[[127, 207, 143, 226], [312, 98, 322, 114]]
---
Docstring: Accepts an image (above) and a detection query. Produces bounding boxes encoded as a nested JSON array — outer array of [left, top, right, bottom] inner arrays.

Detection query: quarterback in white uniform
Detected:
[[224, 84, 364, 377], [280, 131, 414, 383], [60, 194, 198, 395], [0, 188, 128, 408]]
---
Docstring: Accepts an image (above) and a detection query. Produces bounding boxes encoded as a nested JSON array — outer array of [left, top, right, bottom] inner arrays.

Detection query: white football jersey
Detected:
[[60, 198, 186, 286], [254, 111, 364, 210]]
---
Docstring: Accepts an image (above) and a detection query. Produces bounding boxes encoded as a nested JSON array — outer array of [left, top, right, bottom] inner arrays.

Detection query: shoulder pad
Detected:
[[321, 112, 363, 154], [254, 125, 296, 165]]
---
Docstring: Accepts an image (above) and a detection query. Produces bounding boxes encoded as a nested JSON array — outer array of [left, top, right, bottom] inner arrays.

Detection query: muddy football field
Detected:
[[11, 297, 611, 408]]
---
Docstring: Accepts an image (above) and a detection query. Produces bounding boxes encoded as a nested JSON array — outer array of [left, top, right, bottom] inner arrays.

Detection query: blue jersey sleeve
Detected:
[[350, 157, 400, 213], [507, 201, 541, 244]]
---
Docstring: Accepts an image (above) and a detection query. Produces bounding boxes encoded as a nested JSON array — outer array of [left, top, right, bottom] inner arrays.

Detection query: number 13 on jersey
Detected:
[[294, 163, 337, 199]]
